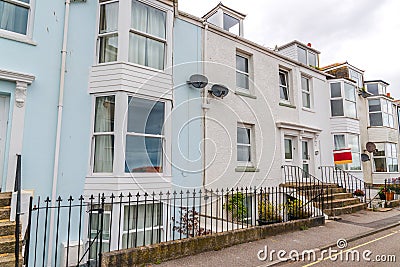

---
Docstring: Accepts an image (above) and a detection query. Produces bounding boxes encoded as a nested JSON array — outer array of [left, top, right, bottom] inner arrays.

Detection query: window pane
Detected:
[[94, 135, 114, 173], [389, 158, 398, 172], [334, 135, 345, 150], [284, 139, 292, 159], [99, 34, 118, 63], [330, 83, 341, 98], [373, 143, 385, 156], [344, 83, 356, 102], [127, 97, 165, 135], [94, 96, 115, 132], [279, 72, 287, 86], [237, 127, 250, 144], [125, 136, 163, 173], [280, 86, 289, 100], [344, 101, 356, 118], [236, 72, 249, 89], [382, 113, 389, 127], [237, 145, 251, 162], [131, 0, 166, 39], [297, 47, 307, 65], [301, 77, 309, 92], [302, 141, 308, 160], [223, 13, 239, 34], [331, 99, 344, 116], [347, 135, 360, 152], [236, 55, 248, 73], [0, 2, 29, 35], [308, 52, 317, 67], [388, 115, 394, 128], [129, 33, 165, 70], [349, 153, 361, 170], [374, 158, 387, 172], [302, 92, 310, 108], [368, 99, 381, 112], [369, 113, 382, 126], [367, 84, 378, 95], [99, 2, 118, 34]]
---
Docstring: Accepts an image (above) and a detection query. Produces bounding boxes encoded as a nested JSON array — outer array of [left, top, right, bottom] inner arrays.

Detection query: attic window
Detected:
[[223, 13, 239, 35]]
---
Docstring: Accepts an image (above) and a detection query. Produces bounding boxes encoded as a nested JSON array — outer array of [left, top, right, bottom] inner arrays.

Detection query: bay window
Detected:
[[368, 98, 394, 127], [333, 134, 361, 170], [330, 82, 357, 118], [92, 94, 168, 175], [373, 143, 398, 172], [0, 0, 31, 35], [97, 0, 168, 70]]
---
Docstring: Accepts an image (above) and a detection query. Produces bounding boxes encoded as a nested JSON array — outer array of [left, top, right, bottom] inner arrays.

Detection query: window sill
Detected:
[[235, 90, 256, 99], [367, 126, 396, 130], [235, 166, 259, 172], [95, 60, 167, 74], [279, 102, 296, 109], [330, 116, 359, 120], [301, 107, 315, 113], [0, 30, 36, 46]]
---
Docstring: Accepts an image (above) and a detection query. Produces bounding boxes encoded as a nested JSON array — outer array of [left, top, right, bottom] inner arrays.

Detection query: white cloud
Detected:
[[178, 0, 400, 97]]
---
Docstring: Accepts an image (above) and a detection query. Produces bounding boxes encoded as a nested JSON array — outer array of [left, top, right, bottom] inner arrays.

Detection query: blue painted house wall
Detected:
[[172, 18, 203, 189]]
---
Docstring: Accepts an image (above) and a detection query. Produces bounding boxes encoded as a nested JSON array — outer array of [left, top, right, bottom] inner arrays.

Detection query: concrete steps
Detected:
[[324, 203, 368, 216], [0, 192, 22, 267]]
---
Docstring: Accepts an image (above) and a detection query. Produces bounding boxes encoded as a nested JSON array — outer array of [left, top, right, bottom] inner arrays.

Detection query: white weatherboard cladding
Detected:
[[277, 46, 297, 61], [89, 63, 173, 100], [330, 118, 361, 134], [203, 30, 330, 188], [367, 127, 398, 143]]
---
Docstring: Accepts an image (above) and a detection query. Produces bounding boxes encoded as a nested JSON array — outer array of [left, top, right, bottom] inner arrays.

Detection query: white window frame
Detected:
[[237, 124, 254, 166], [301, 75, 311, 109], [122, 203, 164, 249], [0, 0, 36, 43], [90, 92, 171, 176], [330, 81, 357, 119], [88, 210, 112, 260], [236, 53, 250, 91], [284, 137, 293, 161], [296, 45, 318, 67], [333, 133, 361, 171], [368, 98, 394, 128], [373, 143, 398, 173], [279, 70, 290, 102], [96, 0, 171, 71], [97, 0, 119, 64]]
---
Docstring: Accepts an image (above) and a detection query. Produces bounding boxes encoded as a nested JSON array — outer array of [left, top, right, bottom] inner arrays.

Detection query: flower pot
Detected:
[[379, 193, 386, 200], [385, 192, 394, 201]]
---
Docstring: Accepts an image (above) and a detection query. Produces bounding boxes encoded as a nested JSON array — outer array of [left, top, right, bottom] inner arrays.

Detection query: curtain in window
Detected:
[[0, 1, 29, 35], [129, 0, 165, 70], [94, 97, 114, 173], [333, 135, 345, 150]]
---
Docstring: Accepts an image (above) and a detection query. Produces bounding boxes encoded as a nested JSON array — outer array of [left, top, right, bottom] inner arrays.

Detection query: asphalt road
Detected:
[[282, 225, 400, 267]]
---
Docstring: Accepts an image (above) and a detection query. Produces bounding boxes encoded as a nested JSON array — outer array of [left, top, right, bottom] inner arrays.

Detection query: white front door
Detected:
[[302, 140, 312, 175], [0, 95, 10, 189]]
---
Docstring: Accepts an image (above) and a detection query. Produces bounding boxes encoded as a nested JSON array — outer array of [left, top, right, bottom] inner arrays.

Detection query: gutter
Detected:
[[202, 22, 208, 187]]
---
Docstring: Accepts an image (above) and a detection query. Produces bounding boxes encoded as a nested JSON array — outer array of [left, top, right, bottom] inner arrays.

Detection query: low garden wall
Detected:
[[101, 216, 325, 267]]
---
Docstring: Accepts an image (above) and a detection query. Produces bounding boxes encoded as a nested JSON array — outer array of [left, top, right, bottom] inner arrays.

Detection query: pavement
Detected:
[[156, 207, 400, 267]]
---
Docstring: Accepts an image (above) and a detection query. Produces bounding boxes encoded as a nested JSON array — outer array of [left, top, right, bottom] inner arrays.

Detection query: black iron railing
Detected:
[[319, 166, 366, 202], [14, 154, 22, 267], [25, 185, 325, 266]]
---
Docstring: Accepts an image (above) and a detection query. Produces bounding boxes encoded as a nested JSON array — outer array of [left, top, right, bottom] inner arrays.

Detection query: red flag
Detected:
[[333, 148, 352, 164]]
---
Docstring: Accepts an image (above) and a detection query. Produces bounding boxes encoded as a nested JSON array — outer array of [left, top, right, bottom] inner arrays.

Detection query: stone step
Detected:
[[280, 182, 339, 189], [322, 192, 354, 201], [325, 203, 367, 216], [317, 198, 361, 209], [0, 253, 22, 267], [0, 235, 22, 255], [0, 207, 11, 221], [0, 221, 19, 237], [0, 193, 12, 208]]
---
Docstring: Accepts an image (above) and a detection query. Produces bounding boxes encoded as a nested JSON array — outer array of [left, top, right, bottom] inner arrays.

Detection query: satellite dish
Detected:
[[187, 74, 208, 89], [209, 84, 229, 98], [366, 142, 376, 153], [361, 153, 370, 162]]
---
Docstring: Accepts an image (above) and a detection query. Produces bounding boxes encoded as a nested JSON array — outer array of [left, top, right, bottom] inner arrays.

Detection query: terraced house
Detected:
[[0, 0, 399, 266]]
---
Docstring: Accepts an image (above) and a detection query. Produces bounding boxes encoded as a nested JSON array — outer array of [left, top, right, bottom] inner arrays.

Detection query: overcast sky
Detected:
[[178, 0, 400, 98]]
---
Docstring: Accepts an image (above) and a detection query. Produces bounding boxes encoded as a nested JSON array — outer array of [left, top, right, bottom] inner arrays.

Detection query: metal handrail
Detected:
[[14, 154, 22, 267]]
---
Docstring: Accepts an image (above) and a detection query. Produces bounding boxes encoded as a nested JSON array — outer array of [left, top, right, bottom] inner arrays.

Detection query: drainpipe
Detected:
[[202, 22, 208, 187], [47, 0, 71, 265]]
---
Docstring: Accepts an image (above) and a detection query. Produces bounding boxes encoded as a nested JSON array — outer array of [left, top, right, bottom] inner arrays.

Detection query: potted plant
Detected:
[[385, 185, 395, 201], [286, 199, 311, 220], [257, 200, 282, 225], [353, 189, 365, 197], [378, 187, 386, 200]]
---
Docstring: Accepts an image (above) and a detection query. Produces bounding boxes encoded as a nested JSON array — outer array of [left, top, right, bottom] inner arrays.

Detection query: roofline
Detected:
[[202, 2, 246, 19], [364, 80, 390, 86], [278, 40, 321, 54], [322, 61, 365, 73], [177, 12, 334, 79]]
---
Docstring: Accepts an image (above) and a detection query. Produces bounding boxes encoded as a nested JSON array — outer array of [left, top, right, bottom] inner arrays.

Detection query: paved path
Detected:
[[157, 208, 400, 267]]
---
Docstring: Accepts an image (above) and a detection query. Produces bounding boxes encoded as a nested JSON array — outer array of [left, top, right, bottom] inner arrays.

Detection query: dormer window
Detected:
[[349, 68, 363, 88], [203, 3, 245, 37], [365, 81, 388, 96], [296, 45, 318, 67]]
